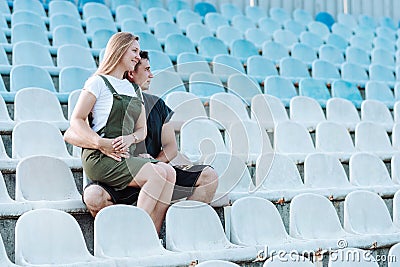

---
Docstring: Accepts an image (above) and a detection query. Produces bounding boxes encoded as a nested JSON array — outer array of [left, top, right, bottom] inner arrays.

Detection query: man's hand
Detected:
[[138, 153, 154, 159]]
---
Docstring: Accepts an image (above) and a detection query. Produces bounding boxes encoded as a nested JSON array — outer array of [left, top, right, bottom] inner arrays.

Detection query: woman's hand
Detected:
[[98, 138, 130, 161], [112, 134, 137, 152]]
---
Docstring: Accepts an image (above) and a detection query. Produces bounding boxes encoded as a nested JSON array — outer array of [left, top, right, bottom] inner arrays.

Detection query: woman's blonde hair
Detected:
[[95, 32, 139, 75]]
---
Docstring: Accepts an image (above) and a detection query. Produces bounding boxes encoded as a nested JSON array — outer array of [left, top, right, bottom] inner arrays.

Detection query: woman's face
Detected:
[[121, 40, 141, 71]]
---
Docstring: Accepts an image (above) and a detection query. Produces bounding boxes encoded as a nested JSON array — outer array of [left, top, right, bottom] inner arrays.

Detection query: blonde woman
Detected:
[[64, 32, 175, 233]]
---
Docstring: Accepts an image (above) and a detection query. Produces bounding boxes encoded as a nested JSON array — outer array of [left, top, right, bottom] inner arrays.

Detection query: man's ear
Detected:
[[126, 71, 135, 83]]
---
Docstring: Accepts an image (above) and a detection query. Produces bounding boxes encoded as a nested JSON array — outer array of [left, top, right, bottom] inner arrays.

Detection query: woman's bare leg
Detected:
[[128, 162, 176, 232], [149, 162, 176, 232]]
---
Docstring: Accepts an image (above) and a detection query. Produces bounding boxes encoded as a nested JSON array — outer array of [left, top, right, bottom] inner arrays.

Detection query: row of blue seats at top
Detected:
[[4, 0, 400, 36]]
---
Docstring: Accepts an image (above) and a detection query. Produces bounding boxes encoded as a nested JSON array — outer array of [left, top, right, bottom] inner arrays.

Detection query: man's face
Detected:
[[133, 58, 153, 91]]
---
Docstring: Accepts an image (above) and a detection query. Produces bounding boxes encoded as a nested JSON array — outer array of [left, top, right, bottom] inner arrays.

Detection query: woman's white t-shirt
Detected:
[[83, 75, 139, 133]]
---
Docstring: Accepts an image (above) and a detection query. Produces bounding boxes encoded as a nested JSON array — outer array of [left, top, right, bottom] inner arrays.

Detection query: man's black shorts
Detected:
[[83, 165, 210, 205]]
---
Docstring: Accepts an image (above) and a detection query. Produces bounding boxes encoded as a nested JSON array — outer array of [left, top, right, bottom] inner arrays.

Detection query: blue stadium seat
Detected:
[[12, 11, 48, 34], [371, 48, 395, 68], [269, 7, 291, 25], [331, 22, 353, 40], [52, 25, 90, 49], [204, 12, 229, 34], [299, 77, 331, 107], [369, 64, 396, 87], [311, 60, 341, 85], [167, 0, 190, 18], [115, 5, 143, 25], [373, 37, 396, 54], [176, 10, 202, 32], [13, 41, 59, 75], [91, 29, 115, 51], [230, 39, 258, 63], [13, 0, 46, 19], [198, 36, 229, 61], [350, 36, 373, 53], [245, 5, 266, 25], [365, 81, 396, 109], [153, 21, 181, 45], [325, 33, 348, 52], [258, 17, 281, 37], [345, 46, 371, 69], [135, 32, 163, 52], [337, 13, 357, 29], [291, 43, 317, 68], [82, 2, 113, 21], [279, 57, 310, 83], [10, 65, 56, 102], [299, 31, 323, 51], [147, 50, 174, 72], [307, 21, 330, 40], [354, 25, 375, 40], [358, 14, 377, 29], [146, 7, 174, 31], [148, 70, 186, 97], [0, 46, 11, 74], [341, 62, 369, 88], [57, 44, 97, 70], [139, 0, 163, 15], [220, 3, 242, 22], [121, 19, 150, 34], [189, 72, 224, 103], [244, 28, 271, 49], [193, 1, 217, 17], [231, 15, 256, 34], [331, 80, 363, 108], [85, 16, 117, 40], [11, 23, 50, 48], [262, 41, 289, 64], [110, 0, 137, 14], [186, 22, 213, 46], [216, 25, 242, 48], [176, 52, 211, 81], [315, 11, 335, 30], [246, 55, 278, 84], [49, 14, 84, 33], [292, 8, 313, 26], [318, 44, 345, 67], [380, 16, 397, 30], [283, 19, 306, 36], [213, 54, 245, 83], [58, 66, 93, 103], [164, 33, 196, 62], [227, 73, 262, 106], [375, 26, 396, 42], [48, 0, 81, 21], [264, 76, 297, 107], [273, 29, 298, 49]]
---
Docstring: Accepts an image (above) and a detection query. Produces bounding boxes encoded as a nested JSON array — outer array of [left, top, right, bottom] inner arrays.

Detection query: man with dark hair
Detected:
[[83, 51, 218, 215]]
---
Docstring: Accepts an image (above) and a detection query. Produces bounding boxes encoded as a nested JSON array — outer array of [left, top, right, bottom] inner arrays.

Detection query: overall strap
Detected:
[[99, 75, 119, 96]]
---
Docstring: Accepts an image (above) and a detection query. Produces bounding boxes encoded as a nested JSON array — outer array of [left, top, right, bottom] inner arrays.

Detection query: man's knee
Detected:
[[198, 167, 218, 188], [83, 185, 112, 213]]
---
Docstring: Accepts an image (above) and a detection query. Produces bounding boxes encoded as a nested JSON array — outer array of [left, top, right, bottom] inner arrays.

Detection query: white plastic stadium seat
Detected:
[[94, 205, 192, 266], [15, 209, 115, 266], [166, 200, 257, 262], [251, 94, 289, 132], [196, 260, 240, 266], [12, 121, 82, 168], [289, 96, 326, 131], [15, 155, 86, 211], [263, 254, 314, 266]]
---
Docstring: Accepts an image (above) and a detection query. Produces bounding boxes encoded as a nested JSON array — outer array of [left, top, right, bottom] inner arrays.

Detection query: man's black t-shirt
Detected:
[[135, 92, 173, 158]]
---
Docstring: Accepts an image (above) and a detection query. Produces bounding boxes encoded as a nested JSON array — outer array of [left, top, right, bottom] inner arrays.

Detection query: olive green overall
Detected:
[[82, 75, 157, 190]]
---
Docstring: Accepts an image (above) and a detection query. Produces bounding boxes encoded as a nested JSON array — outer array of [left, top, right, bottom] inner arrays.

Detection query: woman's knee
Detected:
[[156, 162, 176, 184]]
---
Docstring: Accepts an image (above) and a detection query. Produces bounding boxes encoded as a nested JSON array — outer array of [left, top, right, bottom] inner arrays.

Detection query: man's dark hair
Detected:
[[133, 50, 149, 71]]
